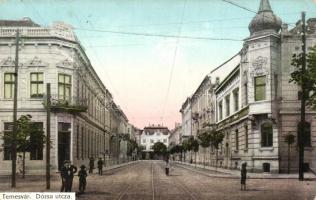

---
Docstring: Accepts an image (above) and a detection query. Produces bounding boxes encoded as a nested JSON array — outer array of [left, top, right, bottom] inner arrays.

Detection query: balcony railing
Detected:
[[0, 27, 76, 42], [43, 94, 87, 114]]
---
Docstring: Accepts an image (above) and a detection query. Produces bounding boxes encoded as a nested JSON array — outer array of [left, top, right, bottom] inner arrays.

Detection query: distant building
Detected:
[[169, 123, 181, 147], [140, 125, 170, 158]]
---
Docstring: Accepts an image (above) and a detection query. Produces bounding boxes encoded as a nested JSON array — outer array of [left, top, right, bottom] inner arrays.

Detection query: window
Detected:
[[235, 129, 239, 150], [244, 83, 248, 105], [30, 72, 44, 98], [233, 88, 239, 111], [297, 122, 311, 147], [219, 101, 223, 120], [30, 122, 44, 160], [261, 122, 273, 147], [225, 95, 230, 117], [245, 125, 248, 149], [255, 76, 266, 101], [263, 163, 270, 172], [163, 139, 167, 143], [4, 73, 15, 99], [58, 74, 71, 101], [3, 122, 13, 160], [150, 139, 154, 144], [142, 139, 146, 143]]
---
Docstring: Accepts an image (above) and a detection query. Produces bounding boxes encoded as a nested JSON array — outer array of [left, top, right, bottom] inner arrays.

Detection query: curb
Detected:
[[176, 162, 316, 180]]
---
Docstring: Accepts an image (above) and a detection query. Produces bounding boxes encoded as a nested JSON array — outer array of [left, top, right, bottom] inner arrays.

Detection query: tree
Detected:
[[209, 130, 224, 171], [152, 142, 167, 158], [197, 131, 211, 167], [191, 138, 199, 166], [181, 140, 189, 162], [284, 132, 295, 174], [290, 46, 316, 179], [1, 115, 46, 178], [187, 136, 195, 163], [290, 48, 316, 109]]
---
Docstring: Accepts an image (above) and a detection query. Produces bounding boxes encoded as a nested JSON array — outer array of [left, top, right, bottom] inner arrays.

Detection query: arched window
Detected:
[[297, 122, 311, 147], [261, 122, 273, 147]]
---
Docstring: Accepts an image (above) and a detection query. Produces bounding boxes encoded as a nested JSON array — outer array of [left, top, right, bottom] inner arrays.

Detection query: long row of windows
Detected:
[[76, 125, 106, 160], [218, 75, 267, 121], [232, 121, 311, 150], [142, 138, 167, 144], [4, 72, 71, 100], [218, 88, 239, 121]]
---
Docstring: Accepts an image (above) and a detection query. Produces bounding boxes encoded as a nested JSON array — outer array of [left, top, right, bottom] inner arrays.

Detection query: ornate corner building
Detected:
[[0, 18, 129, 175], [180, 0, 316, 173]]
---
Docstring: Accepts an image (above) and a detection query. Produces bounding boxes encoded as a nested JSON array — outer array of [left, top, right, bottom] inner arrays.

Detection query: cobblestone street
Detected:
[[1, 161, 316, 200]]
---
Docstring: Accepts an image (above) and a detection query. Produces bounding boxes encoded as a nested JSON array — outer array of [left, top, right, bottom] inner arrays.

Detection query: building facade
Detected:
[[140, 125, 170, 158], [0, 18, 129, 175], [180, 0, 316, 173]]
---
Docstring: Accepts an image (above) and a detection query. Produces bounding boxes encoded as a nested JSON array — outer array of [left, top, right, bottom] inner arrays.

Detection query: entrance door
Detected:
[[58, 122, 71, 170]]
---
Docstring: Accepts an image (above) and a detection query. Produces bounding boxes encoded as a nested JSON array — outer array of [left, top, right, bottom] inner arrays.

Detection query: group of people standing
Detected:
[[60, 157, 104, 194]]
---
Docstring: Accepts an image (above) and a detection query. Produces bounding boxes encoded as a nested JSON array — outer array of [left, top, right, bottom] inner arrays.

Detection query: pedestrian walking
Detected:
[[97, 158, 104, 175], [165, 159, 170, 176], [241, 162, 247, 191], [89, 157, 94, 174], [78, 165, 88, 194]]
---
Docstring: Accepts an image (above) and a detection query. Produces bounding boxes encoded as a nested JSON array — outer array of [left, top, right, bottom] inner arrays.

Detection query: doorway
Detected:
[[58, 122, 71, 170]]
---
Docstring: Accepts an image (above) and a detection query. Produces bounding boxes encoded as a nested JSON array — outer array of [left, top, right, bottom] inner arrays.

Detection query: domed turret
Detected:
[[248, 0, 282, 36]]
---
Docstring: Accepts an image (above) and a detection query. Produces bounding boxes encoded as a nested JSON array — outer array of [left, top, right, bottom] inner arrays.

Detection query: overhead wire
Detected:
[[160, 0, 187, 125]]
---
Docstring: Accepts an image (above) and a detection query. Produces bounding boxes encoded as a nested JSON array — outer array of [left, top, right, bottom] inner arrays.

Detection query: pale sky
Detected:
[[1, 0, 316, 129]]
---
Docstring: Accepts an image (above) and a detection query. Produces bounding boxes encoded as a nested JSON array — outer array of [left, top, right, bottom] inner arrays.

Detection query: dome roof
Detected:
[[248, 0, 282, 36]]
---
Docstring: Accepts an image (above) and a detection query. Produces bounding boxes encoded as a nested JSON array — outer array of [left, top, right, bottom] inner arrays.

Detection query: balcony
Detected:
[[43, 95, 87, 114]]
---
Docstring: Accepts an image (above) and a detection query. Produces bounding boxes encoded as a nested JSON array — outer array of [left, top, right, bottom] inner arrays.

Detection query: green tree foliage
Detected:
[[1, 115, 46, 178], [209, 131, 224, 150], [197, 131, 211, 166], [290, 47, 316, 109], [197, 131, 211, 148], [209, 130, 224, 170], [152, 142, 167, 155]]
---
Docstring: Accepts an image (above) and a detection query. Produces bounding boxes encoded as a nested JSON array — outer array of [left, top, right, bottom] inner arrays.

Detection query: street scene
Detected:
[[1, 161, 316, 200], [1, 0, 316, 199]]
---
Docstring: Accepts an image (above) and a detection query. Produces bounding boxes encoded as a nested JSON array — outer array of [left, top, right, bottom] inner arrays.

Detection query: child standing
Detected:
[[78, 165, 88, 194], [241, 162, 247, 190]]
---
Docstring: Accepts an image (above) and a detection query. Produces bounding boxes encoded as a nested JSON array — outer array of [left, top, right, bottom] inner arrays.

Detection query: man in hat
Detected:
[[60, 160, 77, 192], [78, 165, 88, 194], [97, 158, 104, 175]]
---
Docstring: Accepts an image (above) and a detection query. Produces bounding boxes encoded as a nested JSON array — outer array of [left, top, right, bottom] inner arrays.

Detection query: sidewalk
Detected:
[[0, 160, 138, 192], [176, 161, 316, 179]]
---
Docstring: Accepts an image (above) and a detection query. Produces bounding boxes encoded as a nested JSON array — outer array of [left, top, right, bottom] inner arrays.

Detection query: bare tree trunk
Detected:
[[288, 144, 290, 174], [204, 148, 206, 168], [195, 151, 197, 168], [215, 149, 218, 173], [22, 151, 26, 179]]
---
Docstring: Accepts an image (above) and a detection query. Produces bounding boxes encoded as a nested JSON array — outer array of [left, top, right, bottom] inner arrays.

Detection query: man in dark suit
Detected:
[[61, 160, 77, 192]]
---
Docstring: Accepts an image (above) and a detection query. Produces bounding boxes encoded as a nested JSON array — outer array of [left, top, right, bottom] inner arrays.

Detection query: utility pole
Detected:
[[299, 11, 306, 181], [46, 83, 51, 189], [11, 29, 20, 188]]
